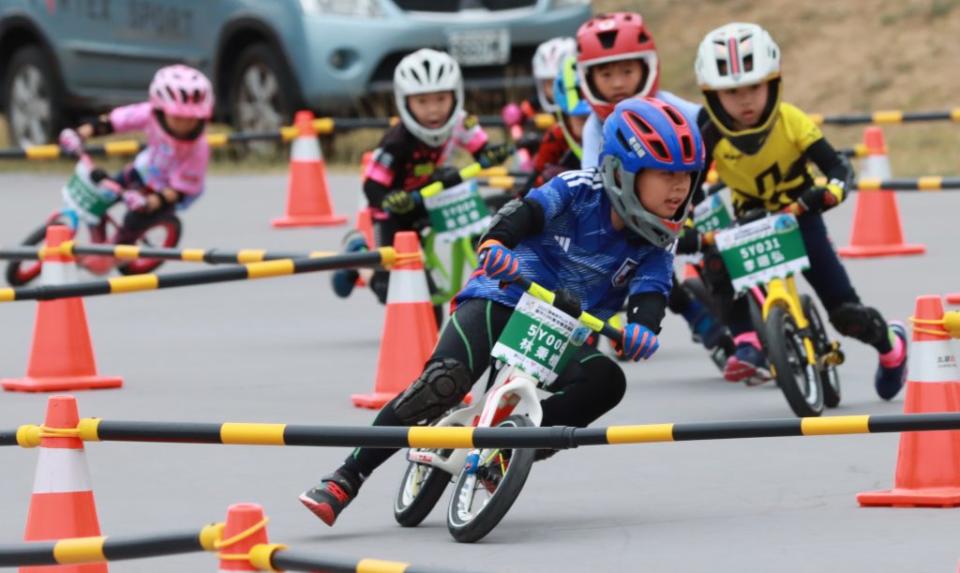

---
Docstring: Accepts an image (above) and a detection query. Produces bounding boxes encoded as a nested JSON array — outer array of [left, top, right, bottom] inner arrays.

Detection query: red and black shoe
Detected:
[[299, 470, 360, 526]]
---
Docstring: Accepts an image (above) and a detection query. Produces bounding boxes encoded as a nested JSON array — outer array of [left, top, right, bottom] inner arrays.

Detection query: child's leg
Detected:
[[798, 213, 893, 354], [797, 212, 906, 399], [340, 298, 511, 479]]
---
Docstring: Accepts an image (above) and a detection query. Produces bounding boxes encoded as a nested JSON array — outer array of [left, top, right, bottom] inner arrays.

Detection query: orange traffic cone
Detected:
[[857, 295, 960, 507], [272, 110, 347, 228], [21, 395, 105, 573], [838, 126, 925, 258], [217, 503, 273, 573], [2, 226, 122, 392], [352, 231, 438, 409]]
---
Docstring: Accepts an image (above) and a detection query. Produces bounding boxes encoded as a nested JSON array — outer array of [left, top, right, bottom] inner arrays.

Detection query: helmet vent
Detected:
[[597, 30, 618, 49], [638, 31, 649, 43]]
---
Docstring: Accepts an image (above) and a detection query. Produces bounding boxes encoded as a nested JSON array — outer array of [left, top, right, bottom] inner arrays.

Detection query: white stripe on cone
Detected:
[[291, 137, 322, 162], [386, 268, 431, 304], [32, 448, 92, 493], [908, 339, 960, 383], [860, 154, 891, 180], [41, 260, 75, 287]]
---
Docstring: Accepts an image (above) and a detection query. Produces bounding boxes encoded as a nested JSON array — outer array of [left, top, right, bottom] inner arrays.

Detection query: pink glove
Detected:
[[501, 103, 523, 128], [121, 191, 148, 212], [58, 128, 84, 156]]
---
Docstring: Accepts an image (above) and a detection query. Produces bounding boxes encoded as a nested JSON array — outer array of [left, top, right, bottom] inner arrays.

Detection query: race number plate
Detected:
[[491, 292, 582, 385], [447, 28, 510, 66], [715, 214, 809, 293], [423, 180, 491, 243], [692, 191, 734, 233]]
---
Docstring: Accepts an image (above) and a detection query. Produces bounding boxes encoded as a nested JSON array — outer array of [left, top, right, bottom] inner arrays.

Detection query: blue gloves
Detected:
[[478, 240, 521, 282], [621, 323, 660, 361]]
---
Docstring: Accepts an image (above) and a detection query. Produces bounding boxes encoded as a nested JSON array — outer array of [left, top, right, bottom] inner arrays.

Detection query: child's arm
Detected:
[[362, 142, 408, 210], [798, 137, 855, 212]]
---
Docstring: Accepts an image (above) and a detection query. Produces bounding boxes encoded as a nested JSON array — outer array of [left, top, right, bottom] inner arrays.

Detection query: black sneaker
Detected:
[[299, 470, 360, 526]]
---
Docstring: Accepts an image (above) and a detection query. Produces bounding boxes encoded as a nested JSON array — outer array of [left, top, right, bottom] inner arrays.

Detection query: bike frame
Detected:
[[760, 275, 818, 367], [421, 230, 478, 306], [405, 364, 543, 477]]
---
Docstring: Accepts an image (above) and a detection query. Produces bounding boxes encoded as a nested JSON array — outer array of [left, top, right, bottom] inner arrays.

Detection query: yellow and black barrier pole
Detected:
[[0, 243, 337, 264], [0, 248, 404, 304], [812, 107, 960, 126], [8, 412, 960, 450], [0, 525, 221, 567], [267, 549, 465, 573]]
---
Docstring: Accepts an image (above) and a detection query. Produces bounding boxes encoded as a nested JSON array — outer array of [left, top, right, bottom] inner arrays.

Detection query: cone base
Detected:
[[857, 487, 960, 507], [272, 214, 348, 228], [351, 391, 397, 409], [2, 375, 123, 392], [947, 293, 960, 305], [837, 243, 926, 258]]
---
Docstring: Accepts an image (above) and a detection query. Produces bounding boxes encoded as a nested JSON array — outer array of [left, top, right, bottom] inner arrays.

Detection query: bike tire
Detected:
[[394, 448, 453, 527], [116, 214, 182, 276], [801, 295, 842, 408], [5, 220, 63, 286], [766, 305, 824, 417], [446, 415, 536, 543]]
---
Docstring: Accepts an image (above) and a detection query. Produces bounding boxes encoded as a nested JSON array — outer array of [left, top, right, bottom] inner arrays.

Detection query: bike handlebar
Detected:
[[512, 276, 623, 342], [419, 163, 484, 199]]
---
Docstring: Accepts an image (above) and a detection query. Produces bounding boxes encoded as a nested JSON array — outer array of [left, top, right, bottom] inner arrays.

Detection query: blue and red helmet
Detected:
[[599, 97, 705, 247]]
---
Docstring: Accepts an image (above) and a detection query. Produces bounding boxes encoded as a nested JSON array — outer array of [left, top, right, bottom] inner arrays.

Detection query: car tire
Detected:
[[227, 43, 298, 147], [2, 45, 64, 147]]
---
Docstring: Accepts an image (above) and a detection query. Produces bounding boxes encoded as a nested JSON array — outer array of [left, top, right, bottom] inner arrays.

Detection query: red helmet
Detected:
[[576, 12, 660, 120]]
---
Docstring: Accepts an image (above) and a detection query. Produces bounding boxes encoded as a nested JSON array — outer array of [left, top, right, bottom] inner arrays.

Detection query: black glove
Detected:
[[675, 228, 702, 254], [382, 190, 420, 215], [552, 288, 582, 319], [797, 185, 842, 213], [476, 143, 514, 168], [516, 132, 541, 154], [429, 166, 462, 189]]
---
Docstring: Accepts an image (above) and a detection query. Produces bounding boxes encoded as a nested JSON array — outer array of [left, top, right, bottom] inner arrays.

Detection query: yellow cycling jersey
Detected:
[[711, 102, 824, 212]]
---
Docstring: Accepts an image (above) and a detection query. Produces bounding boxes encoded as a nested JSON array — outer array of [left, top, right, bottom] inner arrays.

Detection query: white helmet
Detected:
[[694, 22, 780, 90], [394, 48, 464, 147], [695, 23, 783, 154], [532, 37, 576, 112]]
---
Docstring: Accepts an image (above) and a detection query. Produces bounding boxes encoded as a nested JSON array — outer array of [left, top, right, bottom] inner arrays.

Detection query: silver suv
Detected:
[[0, 0, 590, 147]]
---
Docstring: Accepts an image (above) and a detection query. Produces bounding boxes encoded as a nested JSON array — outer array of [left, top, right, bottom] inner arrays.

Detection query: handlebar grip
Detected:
[[513, 277, 622, 342]]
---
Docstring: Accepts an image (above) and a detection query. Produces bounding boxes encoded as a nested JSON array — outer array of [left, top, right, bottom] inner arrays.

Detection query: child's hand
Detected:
[[675, 228, 702, 254], [620, 323, 659, 361], [382, 191, 419, 215], [476, 143, 514, 168], [58, 128, 84, 156], [797, 185, 842, 213], [121, 191, 148, 212], [478, 239, 520, 282], [429, 166, 462, 189]]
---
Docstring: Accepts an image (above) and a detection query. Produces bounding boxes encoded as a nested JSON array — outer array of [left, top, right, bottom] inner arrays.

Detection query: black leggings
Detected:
[[344, 298, 626, 478]]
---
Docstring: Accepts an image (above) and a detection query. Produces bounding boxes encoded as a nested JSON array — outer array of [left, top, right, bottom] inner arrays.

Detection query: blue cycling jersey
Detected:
[[456, 168, 674, 319]]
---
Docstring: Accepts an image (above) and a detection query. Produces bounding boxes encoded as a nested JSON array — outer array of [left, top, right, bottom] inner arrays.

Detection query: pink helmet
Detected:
[[149, 65, 214, 119]]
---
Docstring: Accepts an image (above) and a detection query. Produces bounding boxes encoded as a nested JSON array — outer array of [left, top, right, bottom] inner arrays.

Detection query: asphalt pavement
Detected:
[[0, 169, 958, 572]]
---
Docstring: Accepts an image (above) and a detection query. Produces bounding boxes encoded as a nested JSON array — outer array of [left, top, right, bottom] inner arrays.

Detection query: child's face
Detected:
[[590, 59, 645, 103], [635, 168, 691, 218], [407, 91, 455, 129], [715, 82, 769, 129], [566, 114, 587, 140], [541, 79, 555, 107], [165, 115, 202, 138]]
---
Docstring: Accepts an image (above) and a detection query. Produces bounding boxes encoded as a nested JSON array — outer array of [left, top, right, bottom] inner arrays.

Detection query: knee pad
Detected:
[[828, 302, 887, 346], [393, 358, 473, 424]]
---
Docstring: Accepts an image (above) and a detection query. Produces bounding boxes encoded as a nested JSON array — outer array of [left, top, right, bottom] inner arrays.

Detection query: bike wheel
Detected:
[[5, 219, 67, 286], [766, 305, 824, 417], [394, 448, 454, 527], [446, 415, 536, 543], [747, 292, 768, 350], [116, 215, 182, 276], [801, 295, 842, 408]]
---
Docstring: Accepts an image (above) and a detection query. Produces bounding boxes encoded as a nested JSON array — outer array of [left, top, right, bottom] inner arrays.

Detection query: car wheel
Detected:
[[228, 43, 297, 147], [3, 45, 63, 147]]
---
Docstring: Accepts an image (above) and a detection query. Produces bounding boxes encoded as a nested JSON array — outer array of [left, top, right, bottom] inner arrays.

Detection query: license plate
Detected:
[[447, 28, 510, 66]]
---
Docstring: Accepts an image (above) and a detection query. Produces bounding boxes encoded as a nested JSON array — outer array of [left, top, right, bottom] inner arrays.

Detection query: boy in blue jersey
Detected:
[[300, 97, 705, 527]]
